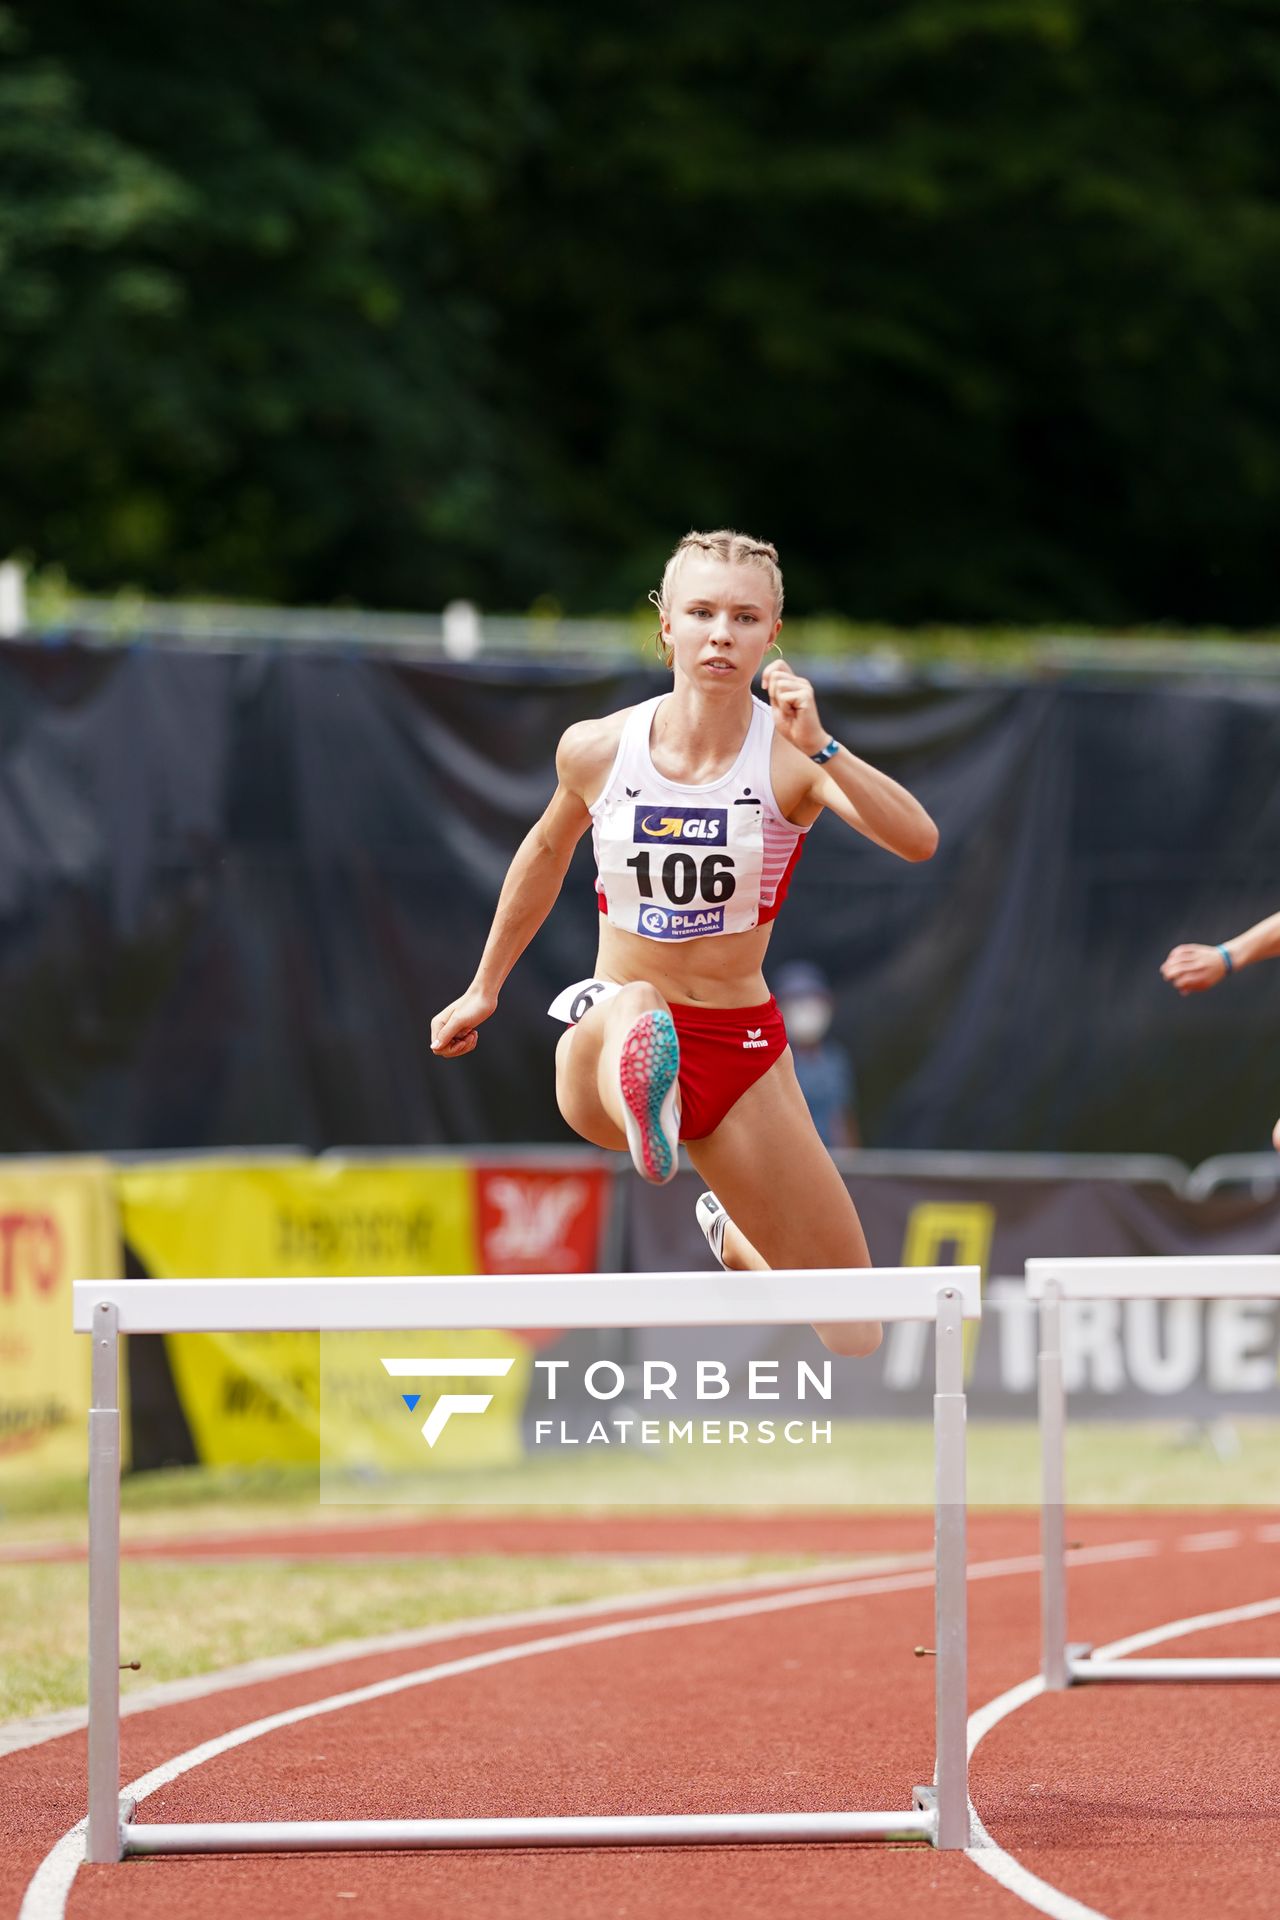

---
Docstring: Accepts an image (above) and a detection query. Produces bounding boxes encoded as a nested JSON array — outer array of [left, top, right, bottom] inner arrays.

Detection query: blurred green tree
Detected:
[[0, 1, 528, 603], [3, 1, 1280, 623]]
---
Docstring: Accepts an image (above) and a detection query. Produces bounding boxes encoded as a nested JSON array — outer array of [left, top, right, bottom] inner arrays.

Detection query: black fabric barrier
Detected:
[[1, 640, 1278, 1158], [626, 1164, 1280, 1422]]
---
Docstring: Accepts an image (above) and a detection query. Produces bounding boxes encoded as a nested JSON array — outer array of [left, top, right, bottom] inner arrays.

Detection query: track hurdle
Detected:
[[75, 1265, 979, 1861], [1027, 1254, 1280, 1689]]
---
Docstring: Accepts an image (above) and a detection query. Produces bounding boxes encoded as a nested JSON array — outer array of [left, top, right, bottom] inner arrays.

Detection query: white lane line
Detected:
[[1255, 1524, 1280, 1544], [20, 1541, 1103, 1920], [1, 1540, 1158, 1764], [1091, 1593, 1280, 1662], [0, 1551, 936, 1761], [964, 1589, 1280, 1920], [17, 1830, 85, 1920], [965, 1679, 1113, 1920], [0, 1536, 1159, 1774], [967, 1779, 1109, 1920], [6, 1540, 1151, 1766], [1177, 1530, 1242, 1553]]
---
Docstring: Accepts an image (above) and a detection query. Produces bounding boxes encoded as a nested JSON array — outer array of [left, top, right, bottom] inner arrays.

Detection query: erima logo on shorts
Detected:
[[639, 904, 726, 940], [742, 1027, 769, 1049], [633, 807, 727, 845]]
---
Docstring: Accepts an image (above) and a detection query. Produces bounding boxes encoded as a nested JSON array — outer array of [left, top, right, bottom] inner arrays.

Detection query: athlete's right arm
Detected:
[[430, 718, 619, 1058]]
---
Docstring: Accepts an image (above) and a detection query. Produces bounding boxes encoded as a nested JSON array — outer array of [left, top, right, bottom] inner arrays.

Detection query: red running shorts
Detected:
[[548, 981, 788, 1143], [667, 995, 788, 1140]]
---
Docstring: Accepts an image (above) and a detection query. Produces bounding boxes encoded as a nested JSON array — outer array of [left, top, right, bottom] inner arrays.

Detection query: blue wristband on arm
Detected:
[[810, 739, 840, 764], [1216, 944, 1234, 975]]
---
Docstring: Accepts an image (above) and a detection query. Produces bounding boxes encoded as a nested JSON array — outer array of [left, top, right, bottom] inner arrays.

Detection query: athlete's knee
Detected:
[[556, 1074, 623, 1153], [813, 1319, 883, 1359], [609, 979, 666, 1023]]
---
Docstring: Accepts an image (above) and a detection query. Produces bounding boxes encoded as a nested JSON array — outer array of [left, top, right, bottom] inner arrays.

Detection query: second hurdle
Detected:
[[1028, 1253, 1280, 1690]]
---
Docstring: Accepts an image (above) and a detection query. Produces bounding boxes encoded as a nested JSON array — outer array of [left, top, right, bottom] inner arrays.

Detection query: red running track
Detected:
[[0, 1511, 1055, 1564], [5, 1510, 1280, 1920]]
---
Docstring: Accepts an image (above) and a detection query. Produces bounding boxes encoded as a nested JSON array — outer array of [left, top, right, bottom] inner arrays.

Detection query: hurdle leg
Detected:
[[932, 1287, 969, 1849], [1039, 1283, 1070, 1689], [86, 1301, 124, 1864]]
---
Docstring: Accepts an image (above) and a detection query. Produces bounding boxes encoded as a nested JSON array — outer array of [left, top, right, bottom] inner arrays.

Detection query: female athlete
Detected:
[[430, 530, 939, 1355]]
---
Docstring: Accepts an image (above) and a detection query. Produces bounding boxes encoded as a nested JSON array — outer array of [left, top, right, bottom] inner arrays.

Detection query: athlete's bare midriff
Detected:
[[580, 694, 804, 1007], [594, 918, 775, 1008]]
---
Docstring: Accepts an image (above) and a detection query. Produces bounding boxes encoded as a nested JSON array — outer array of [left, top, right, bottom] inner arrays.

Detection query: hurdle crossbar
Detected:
[[76, 1265, 979, 1863], [72, 1267, 977, 1335], [1027, 1255, 1280, 1690]]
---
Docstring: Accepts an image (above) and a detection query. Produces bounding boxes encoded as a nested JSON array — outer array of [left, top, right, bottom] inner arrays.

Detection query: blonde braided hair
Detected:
[[647, 529, 784, 667]]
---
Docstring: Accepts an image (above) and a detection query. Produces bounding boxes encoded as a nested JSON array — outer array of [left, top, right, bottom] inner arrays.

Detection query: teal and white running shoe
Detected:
[[618, 1009, 681, 1185]]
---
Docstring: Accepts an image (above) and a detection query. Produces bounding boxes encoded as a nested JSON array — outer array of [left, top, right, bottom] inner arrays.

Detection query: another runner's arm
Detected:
[[762, 659, 938, 862], [1160, 907, 1280, 995], [430, 724, 604, 1058]]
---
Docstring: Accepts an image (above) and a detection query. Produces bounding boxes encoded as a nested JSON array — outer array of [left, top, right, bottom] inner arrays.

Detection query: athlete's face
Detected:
[[664, 556, 782, 689]]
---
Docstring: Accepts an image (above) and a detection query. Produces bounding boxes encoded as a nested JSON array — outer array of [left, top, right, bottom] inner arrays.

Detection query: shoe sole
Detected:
[[619, 1011, 681, 1185]]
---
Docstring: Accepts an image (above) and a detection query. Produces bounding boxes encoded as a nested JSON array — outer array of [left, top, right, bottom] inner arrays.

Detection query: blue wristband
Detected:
[[1216, 944, 1234, 976], [810, 738, 840, 764]]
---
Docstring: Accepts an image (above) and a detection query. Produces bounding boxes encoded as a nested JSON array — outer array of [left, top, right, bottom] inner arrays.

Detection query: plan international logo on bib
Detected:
[[633, 806, 727, 845], [639, 904, 725, 939]]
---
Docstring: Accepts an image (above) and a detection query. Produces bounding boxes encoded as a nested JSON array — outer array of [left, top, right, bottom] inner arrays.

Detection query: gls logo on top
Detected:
[[633, 807, 727, 846]]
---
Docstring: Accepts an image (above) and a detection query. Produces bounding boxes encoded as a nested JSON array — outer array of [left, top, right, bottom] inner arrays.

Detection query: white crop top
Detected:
[[590, 695, 809, 942]]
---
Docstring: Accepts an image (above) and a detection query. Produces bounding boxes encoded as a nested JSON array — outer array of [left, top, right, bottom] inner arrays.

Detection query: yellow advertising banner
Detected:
[[0, 1157, 122, 1479], [117, 1157, 531, 1470]]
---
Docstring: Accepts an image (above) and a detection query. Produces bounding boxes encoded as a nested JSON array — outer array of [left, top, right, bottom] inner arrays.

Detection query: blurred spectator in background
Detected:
[[774, 960, 860, 1149]]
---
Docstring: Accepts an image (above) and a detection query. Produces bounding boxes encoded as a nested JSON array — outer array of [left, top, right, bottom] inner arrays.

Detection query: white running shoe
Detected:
[[618, 1009, 681, 1185], [695, 1190, 729, 1268]]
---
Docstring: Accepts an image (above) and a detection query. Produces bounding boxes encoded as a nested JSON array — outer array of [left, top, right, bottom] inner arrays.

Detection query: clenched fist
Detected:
[[430, 987, 495, 1058], [1159, 944, 1230, 996], [761, 658, 828, 758]]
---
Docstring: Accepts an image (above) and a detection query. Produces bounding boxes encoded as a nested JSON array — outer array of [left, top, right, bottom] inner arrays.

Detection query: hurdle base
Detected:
[[1068, 1652, 1280, 1685], [122, 1810, 938, 1855], [85, 1797, 135, 1866]]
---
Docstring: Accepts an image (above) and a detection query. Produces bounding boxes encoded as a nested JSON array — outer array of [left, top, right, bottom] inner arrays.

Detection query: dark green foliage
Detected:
[[4, 2, 1280, 621]]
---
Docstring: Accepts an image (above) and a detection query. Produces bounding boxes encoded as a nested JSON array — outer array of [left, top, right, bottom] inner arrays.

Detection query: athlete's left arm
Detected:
[[762, 658, 938, 862]]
